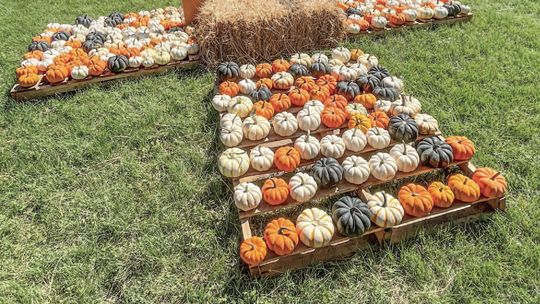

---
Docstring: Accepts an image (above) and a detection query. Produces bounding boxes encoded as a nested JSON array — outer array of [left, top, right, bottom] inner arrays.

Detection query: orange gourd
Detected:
[[354, 93, 377, 110], [240, 237, 267, 266], [256, 78, 273, 90], [316, 75, 337, 94], [288, 88, 310, 107], [16, 66, 38, 77], [271, 58, 290, 73], [348, 113, 372, 133], [45, 65, 69, 84], [69, 48, 88, 59], [53, 54, 72, 66], [269, 93, 291, 113], [253, 100, 275, 119], [264, 218, 298, 255], [324, 95, 348, 110], [24, 50, 44, 60], [65, 38, 82, 49], [18, 73, 40, 87], [321, 106, 347, 128], [472, 167, 507, 198], [369, 111, 390, 129], [274, 146, 301, 172], [262, 178, 290, 205], [87, 57, 107, 77], [389, 13, 407, 25], [445, 136, 475, 161], [399, 183, 434, 217], [219, 81, 240, 97], [255, 63, 273, 78], [428, 181, 455, 208], [310, 86, 330, 101], [448, 174, 480, 203], [294, 76, 317, 92]]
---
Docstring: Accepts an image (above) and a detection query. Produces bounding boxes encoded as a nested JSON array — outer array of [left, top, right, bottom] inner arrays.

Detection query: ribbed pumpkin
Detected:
[[87, 57, 107, 76], [253, 100, 274, 119], [310, 86, 331, 101], [261, 178, 289, 205], [428, 181, 455, 208], [274, 146, 301, 173], [348, 113, 372, 133], [255, 63, 272, 78], [264, 218, 298, 255], [448, 174, 480, 203], [416, 137, 454, 168], [399, 184, 434, 217], [472, 167, 507, 198], [288, 88, 310, 107], [45, 65, 69, 84], [272, 58, 290, 73], [316, 75, 337, 94], [240, 237, 267, 266], [445, 136, 475, 161], [18, 73, 40, 87], [332, 196, 372, 236], [324, 95, 348, 110], [367, 192, 404, 228], [294, 76, 317, 92], [218, 81, 240, 97], [354, 93, 377, 110], [321, 106, 347, 128], [256, 78, 273, 90], [311, 157, 343, 188], [269, 93, 291, 113], [369, 111, 390, 129]]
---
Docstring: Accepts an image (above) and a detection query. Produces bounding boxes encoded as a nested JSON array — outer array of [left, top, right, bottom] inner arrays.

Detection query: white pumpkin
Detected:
[[345, 103, 368, 117], [227, 96, 253, 118], [170, 46, 188, 61], [141, 56, 155, 68], [271, 72, 294, 90], [367, 127, 391, 149], [311, 53, 329, 64], [239, 64, 256, 79], [218, 148, 250, 178], [369, 152, 397, 181], [220, 123, 243, 147], [294, 133, 320, 160], [414, 113, 439, 135], [331, 66, 358, 81], [357, 54, 379, 69], [382, 76, 404, 93], [328, 58, 344, 68], [460, 4, 472, 15], [348, 63, 368, 77], [128, 56, 144, 68], [303, 100, 325, 113], [417, 7, 434, 20], [234, 182, 262, 211], [367, 192, 404, 228], [342, 128, 368, 152], [371, 16, 388, 29], [238, 79, 256, 95], [342, 155, 370, 185], [273, 112, 298, 137], [187, 43, 199, 55], [220, 112, 242, 127], [403, 9, 418, 22], [289, 172, 318, 203], [320, 135, 346, 159], [390, 95, 421, 117], [331, 47, 351, 64], [296, 208, 335, 248], [37, 59, 54, 73], [374, 99, 392, 114], [389, 143, 420, 173], [249, 146, 274, 172], [21, 58, 39, 68], [242, 115, 271, 141], [290, 53, 312, 67], [297, 107, 321, 131], [433, 6, 449, 20], [154, 50, 171, 65], [70, 66, 89, 80], [211, 94, 231, 112], [346, 22, 361, 34]]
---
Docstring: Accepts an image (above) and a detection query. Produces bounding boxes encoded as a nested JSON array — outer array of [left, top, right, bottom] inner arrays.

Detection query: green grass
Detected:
[[1, 0, 539, 302]]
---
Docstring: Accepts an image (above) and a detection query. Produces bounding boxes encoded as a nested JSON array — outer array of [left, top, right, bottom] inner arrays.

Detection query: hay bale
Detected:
[[196, 0, 345, 67]]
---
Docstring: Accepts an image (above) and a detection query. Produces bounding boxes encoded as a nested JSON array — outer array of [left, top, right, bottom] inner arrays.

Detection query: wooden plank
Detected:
[[240, 219, 252, 240], [10, 57, 200, 101]]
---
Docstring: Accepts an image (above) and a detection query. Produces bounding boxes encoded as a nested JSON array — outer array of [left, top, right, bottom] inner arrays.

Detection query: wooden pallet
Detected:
[[242, 161, 506, 277], [348, 14, 473, 37], [10, 56, 200, 101]]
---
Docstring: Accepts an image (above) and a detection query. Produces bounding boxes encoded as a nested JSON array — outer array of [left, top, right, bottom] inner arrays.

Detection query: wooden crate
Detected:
[[10, 56, 200, 101]]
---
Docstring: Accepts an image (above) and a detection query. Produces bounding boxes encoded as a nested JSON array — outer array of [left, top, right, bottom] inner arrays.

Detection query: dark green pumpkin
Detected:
[[109, 12, 124, 22], [105, 17, 121, 27], [75, 15, 93, 28], [356, 74, 380, 93], [336, 81, 360, 100], [346, 8, 360, 16], [444, 4, 461, 17], [83, 40, 101, 53], [388, 114, 418, 142], [250, 86, 272, 101], [217, 61, 240, 79], [289, 63, 310, 77], [368, 66, 390, 80], [332, 196, 372, 236], [416, 137, 454, 168], [28, 41, 50, 52], [311, 157, 343, 189], [52, 31, 70, 42], [373, 86, 399, 101], [86, 31, 107, 44], [311, 60, 330, 77], [108, 55, 129, 73]]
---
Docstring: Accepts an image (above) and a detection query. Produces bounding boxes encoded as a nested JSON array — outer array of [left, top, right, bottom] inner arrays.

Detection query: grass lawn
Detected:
[[1, 0, 539, 302]]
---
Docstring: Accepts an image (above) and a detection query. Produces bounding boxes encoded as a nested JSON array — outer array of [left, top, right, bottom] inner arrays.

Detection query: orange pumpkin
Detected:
[[18, 73, 40, 87], [399, 183, 434, 217], [253, 100, 275, 119], [24, 50, 44, 61], [356, 19, 371, 31], [264, 218, 298, 255], [87, 57, 107, 77], [126, 47, 141, 58], [310, 86, 331, 101], [472, 167, 507, 198], [255, 63, 273, 78], [448, 174, 480, 203], [53, 54, 72, 66], [271, 58, 290, 73], [45, 65, 69, 84], [65, 38, 82, 49], [256, 78, 273, 90], [69, 48, 88, 59], [321, 106, 347, 128], [269, 93, 291, 113], [445, 136, 475, 161], [109, 47, 129, 57], [324, 95, 348, 110], [348, 113, 372, 133], [316, 75, 337, 94], [16, 66, 39, 77], [389, 13, 406, 26], [219, 81, 240, 97], [262, 178, 290, 205], [32, 36, 51, 44], [274, 146, 301, 172], [428, 181, 455, 208], [294, 76, 317, 92], [369, 111, 390, 129], [288, 88, 310, 107], [240, 237, 267, 266], [354, 93, 377, 110]]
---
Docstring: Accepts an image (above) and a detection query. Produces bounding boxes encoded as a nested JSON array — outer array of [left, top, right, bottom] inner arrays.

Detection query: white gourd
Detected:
[[70, 66, 89, 80], [238, 79, 256, 95], [382, 76, 404, 93], [218, 148, 250, 178], [296, 208, 334, 248], [273, 112, 298, 136], [227, 96, 253, 118], [234, 182, 262, 211], [389, 143, 420, 173], [342, 128, 368, 152], [414, 113, 439, 135], [220, 123, 243, 147], [320, 135, 346, 159], [240, 64, 256, 79], [367, 127, 391, 149], [342, 155, 370, 185], [212, 94, 231, 112], [367, 192, 404, 227], [242, 115, 271, 141], [369, 152, 397, 181], [294, 133, 320, 160], [249, 146, 274, 172], [297, 107, 321, 131], [289, 172, 318, 203]]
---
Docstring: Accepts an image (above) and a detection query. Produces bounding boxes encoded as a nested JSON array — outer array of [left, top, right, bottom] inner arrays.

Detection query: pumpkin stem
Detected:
[[463, 178, 468, 185], [381, 191, 388, 207], [402, 142, 407, 153], [491, 172, 501, 179], [270, 178, 277, 188], [278, 227, 291, 235]]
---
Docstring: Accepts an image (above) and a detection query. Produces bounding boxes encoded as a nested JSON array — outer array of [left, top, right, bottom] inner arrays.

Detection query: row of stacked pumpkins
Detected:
[[232, 135, 474, 211], [241, 167, 507, 266], [337, 0, 472, 34], [16, 7, 199, 88]]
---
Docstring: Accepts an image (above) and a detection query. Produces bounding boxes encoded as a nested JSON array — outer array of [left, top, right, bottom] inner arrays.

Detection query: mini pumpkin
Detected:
[[309, 86, 331, 101], [368, 191, 404, 227], [324, 95, 348, 110], [415, 114, 439, 135], [297, 107, 321, 131], [108, 55, 129, 73], [294, 76, 317, 92], [367, 127, 391, 149], [448, 174, 481, 203], [234, 182, 262, 211], [255, 63, 273, 78], [390, 95, 422, 117], [240, 64, 256, 79], [296, 208, 335, 248], [217, 61, 240, 80], [332, 196, 372, 236], [342, 155, 370, 185], [337, 81, 361, 101], [342, 128, 367, 152], [369, 111, 390, 129], [212, 94, 231, 112], [273, 112, 298, 137], [271, 72, 294, 90], [472, 167, 508, 198], [289, 172, 318, 203], [389, 143, 420, 173], [288, 88, 310, 107], [220, 123, 243, 147], [251, 86, 272, 101], [253, 100, 274, 119], [228, 96, 253, 118], [388, 114, 419, 143], [289, 63, 310, 77], [348, 113, 372, 133], [218, 148, 250, 178], [262, 178, 289, 205], [332, 47, 351, 63], [399, 184, 434, 217], [269, 93, 291, 113], [346, 103, 368, 118], [242, 115, 271, 141], [416, 137, 454, 168], [445, 136, 475, 161], [290, 53, 312, 67], [45, 65, 69, 84], [240, 237, 267, 266], [303, 99, 325, 114], [239, 79, 257, 95], [249, 146, 274, 172], [428, 181, 455, 208], [219, 81, 240, 97], [311, 157, 344, 188], [369, 152, 397, 181], [311, 60, 330, 77], [272, 58, 290, 73], [274, 146, 301, 173], [316, 75, 337, 94], [320, 135, 346, 159], [321, 106, 347, 129], [18, 73, 40, 88], [220, 113, 242, 127], [71, 65, 89, 80], [264, 218, 298, 255], [294, 133, 320, 160]]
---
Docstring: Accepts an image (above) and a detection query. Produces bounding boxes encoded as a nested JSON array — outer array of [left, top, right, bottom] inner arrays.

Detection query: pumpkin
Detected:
[[382, 76, 404, 93], [255, 63, 273, 78], [253, 100, 274, 119], [369, 152, 397, 181], [269, 93, 291, 113], [357, 54, 379, 70], [368, 191, 404, 227], [211, 94, 231, 112], [389, 143, 420, 173], [249, 146, 274, 172], [218, 148, 250, 177], [355, 93, 377, 110], [321, 106, 347, 129], [28, 41, 50, 52], [24, 50, 44, 61], [220, 113, 242, 127], [444, 3, 461, 17], [342, 128, 367, 152], [296, 208, 335, 248], [371, 16, 388, 29], [170, 46, 188, 61], [332, 47, 351, 63], [290, 53, 312, 67], [217, 61, 240, 80], [288, 88, 310, 107], [324, 95, 348, 110], [390, 95, 421, 117], [228, 96, 253, 118], [428, 181, 455, 208], [472, 167, 508, 198], [242, 115, 271, 141], [320, 135, 346, 159], [238, 79, 256, 95], [234, 182, 262, 211], [289, 63, 310, 77], [417, 7, 434, 20], [272, 58, 290, 73], [348, 114, 372, 134], [403, 9, 418, 22], [294, 76, 317, 92], [303, 100, 325, 114], [356, 75, 380, 93], [240, 237, 267, 266], [75, 14, 93, 28], [16, 66, 38, 77], [273, 112, 298, 137], [271, 72, 294, 90], [445, 136, 475, 161], [264, 218, 298, 255], [309, 86, 331, 101], [18, 73, 40, 88], [349, 63, 368, 77], [369, 111, 390, 129], [220, 123, 243, 147], [332, 196, 372, 236], [219, 81, 240, 97], [311, 53, 329, 64], [107, 55, 129, 73], [240, 64, 256, 79], [448, 174, 480, 203], [274, 146, 301, 172], [433, 6, 449, 19], [297, 107, 321, 131], [342, 155, 370, 185], [262, 178, 289, 205], [389, 13, 407, 25], [373, 86, 399, 102], [388, 114, 419, 143], [316, 75, 337, 94], [331, 66, 358, 81], [416, 137, 454, 168], [311, 157, 344, 188], [415, 114, 439, 135], [349, 49, 363, 61], [311, 60, 330, 77], [289, 172, 318, 203], [294, 133, 320, 160], [70, 65, 89, 80], [251, 86, 272, 101], [346, 103, 368, 118], [45, 65, 69, 84], [366, 127, 391, 149], [399, 183, 434, 217], [374, 99, 392, 114], [337, 81, 361, 101]]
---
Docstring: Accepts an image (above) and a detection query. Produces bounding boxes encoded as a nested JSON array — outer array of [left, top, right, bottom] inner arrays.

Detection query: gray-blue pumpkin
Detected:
[[311, 157, 343, 188], [332, 196, 372, 236], [388, 114, 418, 142]]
